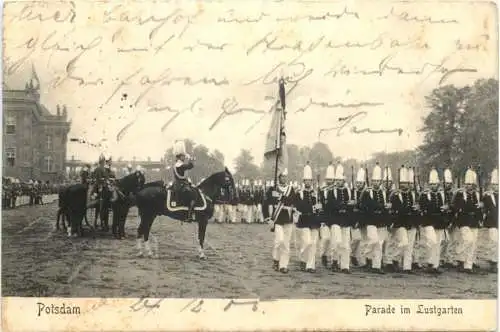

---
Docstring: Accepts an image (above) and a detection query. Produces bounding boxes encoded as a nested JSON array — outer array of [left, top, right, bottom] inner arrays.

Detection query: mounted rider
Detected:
[[88, 153, 111, 206], [104, 155, 116, 180], [172, 140, 196, 222]]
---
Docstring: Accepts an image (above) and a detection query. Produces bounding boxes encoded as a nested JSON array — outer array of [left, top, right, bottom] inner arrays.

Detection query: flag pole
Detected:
[[274, 77, 286, 190], [270, 77, 286, 232]]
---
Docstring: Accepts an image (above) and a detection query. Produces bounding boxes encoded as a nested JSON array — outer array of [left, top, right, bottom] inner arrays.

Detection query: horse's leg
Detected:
[[143, 214, 156, 258], [56, 208, 61, 230], [197, 216, 208, 260], [119, 206, 129, 239], [136, 218, 144, 257]]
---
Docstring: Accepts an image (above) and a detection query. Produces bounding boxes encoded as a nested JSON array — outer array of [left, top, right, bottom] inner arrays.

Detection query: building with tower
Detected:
[[2, 66, 71, 182]]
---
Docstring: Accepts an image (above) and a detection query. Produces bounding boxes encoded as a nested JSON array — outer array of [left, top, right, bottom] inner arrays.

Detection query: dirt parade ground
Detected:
[[2, 200, 497, 299]]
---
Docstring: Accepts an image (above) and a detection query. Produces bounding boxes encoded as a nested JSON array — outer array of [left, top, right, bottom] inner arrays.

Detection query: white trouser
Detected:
[[319, 224, 331, 257], [299, 228, 319, 269], [420, 225, 437, 266], [225, 205, 237, 223], [487, 228, 498, 263], [442, 227, 459, 263], [238, 204, 245, 221], [255, 204, 263, 222], [403, 227, 418, 270], [245, 205, 254, 223], [365, 225, 388, 269], [213, 204, 224, 223], [383, 227, 405, 265], [351, 227, 367, 266], [329, 225, 351, 269], [428, 228, 446, 268], [456, 226, 479, 269], [273, 224, 294, 269]]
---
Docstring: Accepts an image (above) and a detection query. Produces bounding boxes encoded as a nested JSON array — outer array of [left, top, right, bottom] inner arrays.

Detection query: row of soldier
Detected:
[[2, 177, 59, 209], [260, 162, 498, 275]]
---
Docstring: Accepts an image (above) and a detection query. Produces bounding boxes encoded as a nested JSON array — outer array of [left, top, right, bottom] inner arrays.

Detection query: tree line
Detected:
[[163, 78, 498, 187]]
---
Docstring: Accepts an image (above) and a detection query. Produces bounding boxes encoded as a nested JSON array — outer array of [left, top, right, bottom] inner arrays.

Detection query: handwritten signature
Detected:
[[324, 54, 477, 85], [318, 111, 403, 139]]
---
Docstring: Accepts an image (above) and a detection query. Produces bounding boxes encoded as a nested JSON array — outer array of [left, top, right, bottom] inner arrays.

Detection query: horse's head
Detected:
[[197, 167, 236, 200], [112, 171, 146, 201]]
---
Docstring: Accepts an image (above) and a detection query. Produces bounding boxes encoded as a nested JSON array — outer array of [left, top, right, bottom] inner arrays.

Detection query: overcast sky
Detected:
[[3, 1, 497, 172]]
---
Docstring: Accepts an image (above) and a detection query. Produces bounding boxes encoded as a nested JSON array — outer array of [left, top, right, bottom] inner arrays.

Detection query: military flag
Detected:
[[264, 78, 288, 185]]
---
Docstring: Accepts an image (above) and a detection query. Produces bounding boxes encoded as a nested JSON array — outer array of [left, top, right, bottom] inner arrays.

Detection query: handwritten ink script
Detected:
[[130, 297, 164, 315], [179, 298, 276, 314], [3, 1, 495, 158]]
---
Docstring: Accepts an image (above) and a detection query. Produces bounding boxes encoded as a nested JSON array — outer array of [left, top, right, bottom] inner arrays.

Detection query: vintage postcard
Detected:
[[1, 0, 498, 331]]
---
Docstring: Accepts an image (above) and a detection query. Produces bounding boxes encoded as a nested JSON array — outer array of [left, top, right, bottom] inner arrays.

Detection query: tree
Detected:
[[419, 78, 498, 185], [308, 142, 334, 177], [212, 149, 225, 165], [234, 149, 260, 182]]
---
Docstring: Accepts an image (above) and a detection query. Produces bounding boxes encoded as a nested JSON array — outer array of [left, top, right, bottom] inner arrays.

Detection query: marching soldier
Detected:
[[350, 167, 368, 267], [403, 166, 421, 272], [483, 168, 498, 272], [319, 161, 335, 267], [254, 180, 265, 223], [225, 181, 239, 223], [263, 169, 295, 274], [242, 180, 255, 223], [452, 167, 483, 273], [359, 162, 390, 274], [385, 166, 410, 272], [213, 183, 227, 223], [172, 140, 196, 223], [441, 168, 457, 267], [382, 165, 397, 270], [328, 162, 353, 273], [418, 167, 446, 274], [295, 162, 321, 273]]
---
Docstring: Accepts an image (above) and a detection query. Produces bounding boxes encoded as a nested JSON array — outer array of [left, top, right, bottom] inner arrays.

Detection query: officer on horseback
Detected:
[[172, 140, 196, 222]]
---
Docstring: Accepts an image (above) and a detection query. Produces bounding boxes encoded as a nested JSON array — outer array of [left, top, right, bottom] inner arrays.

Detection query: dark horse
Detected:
[[90, 182, 114, 231], [135, 168, 236, 258], [57, 172, 145, 237], [109, 172, 147, 239]]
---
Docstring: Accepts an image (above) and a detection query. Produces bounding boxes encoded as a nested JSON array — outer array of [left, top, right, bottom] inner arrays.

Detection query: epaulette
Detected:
[[483, 190, 496, 196]]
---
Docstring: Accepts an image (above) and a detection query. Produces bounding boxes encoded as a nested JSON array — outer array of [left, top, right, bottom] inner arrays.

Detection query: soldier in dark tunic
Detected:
[[253, 180, 265, 223], [319, 162, 335, 267], [385, 166, 412, 273], [214, 183, 229, 223], [349, 167, 367, 267], [452, 167, 483, 273], [295, 163, 321, 273], [172, 140, 196, 223], [441, 168, 458, 267], [483, 168, 498, 272], [263, 168, 295, 274], [327, 163, 353, 273], [418, 167, 447, 274], [359, 163, 390, 274]]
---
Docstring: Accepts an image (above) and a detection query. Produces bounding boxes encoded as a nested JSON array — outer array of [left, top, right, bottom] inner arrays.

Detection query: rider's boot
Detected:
[[185, 200, 195, 223]]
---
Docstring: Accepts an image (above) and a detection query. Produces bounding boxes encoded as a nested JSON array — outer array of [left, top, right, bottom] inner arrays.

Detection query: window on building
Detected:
[[44, 156, 53, 172], [6, 148, 16, 167], [46, 135, 53, 150], [6, 114, 16, 134]]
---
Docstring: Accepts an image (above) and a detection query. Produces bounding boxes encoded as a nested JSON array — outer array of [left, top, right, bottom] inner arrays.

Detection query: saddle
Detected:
[[165, 185, 207, 212]]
